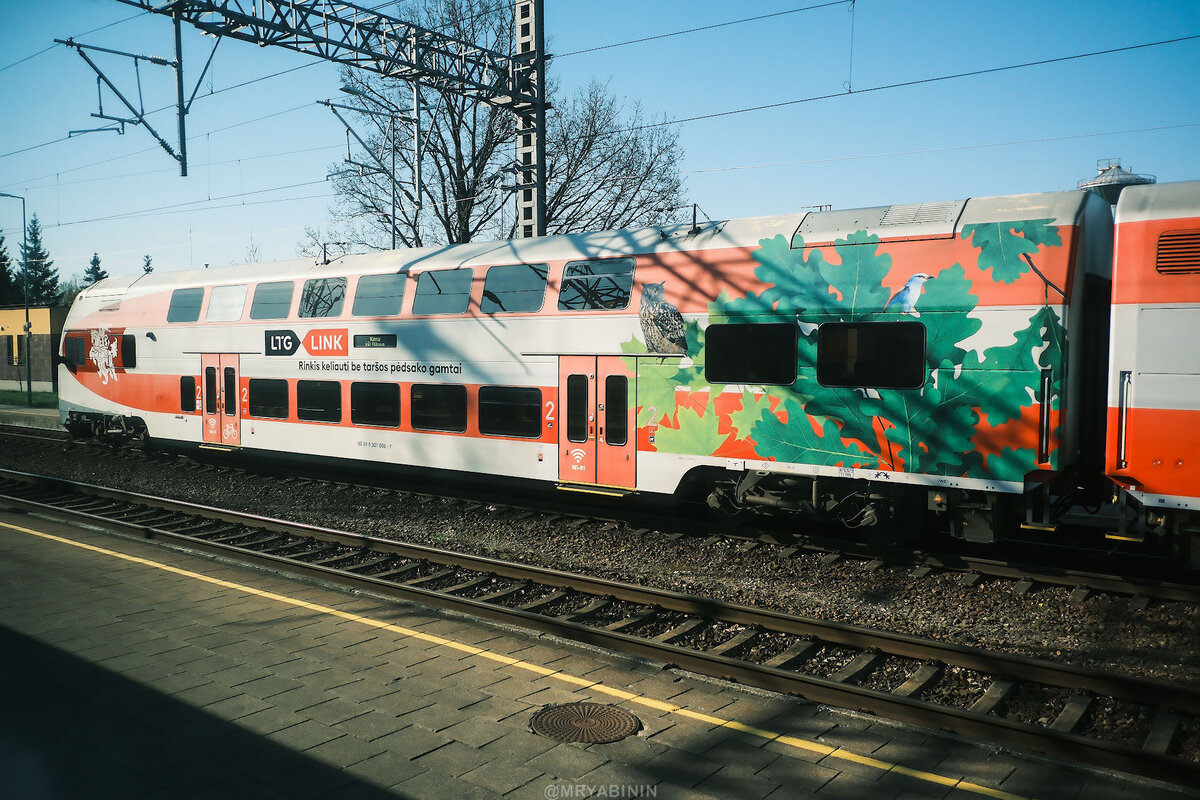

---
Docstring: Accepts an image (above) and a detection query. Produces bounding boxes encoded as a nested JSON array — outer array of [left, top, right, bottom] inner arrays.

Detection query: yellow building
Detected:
[[0, 305, 68, 394]]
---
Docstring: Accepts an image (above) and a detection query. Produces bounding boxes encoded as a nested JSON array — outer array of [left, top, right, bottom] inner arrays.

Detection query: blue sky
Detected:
[[0, 0, 1197, 282]]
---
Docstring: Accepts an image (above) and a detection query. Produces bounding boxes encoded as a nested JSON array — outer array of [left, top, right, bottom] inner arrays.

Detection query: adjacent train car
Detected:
[[1106, 181, 1200, 551], [56, 181, 1200, 564]]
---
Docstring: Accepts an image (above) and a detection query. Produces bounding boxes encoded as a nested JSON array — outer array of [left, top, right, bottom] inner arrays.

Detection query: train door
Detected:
[[201, 354, 241, 447], [558, 356, 636, 489]]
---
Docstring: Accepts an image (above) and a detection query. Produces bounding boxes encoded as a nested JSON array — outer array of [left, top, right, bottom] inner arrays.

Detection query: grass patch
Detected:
[[0, 390, 58, 408]]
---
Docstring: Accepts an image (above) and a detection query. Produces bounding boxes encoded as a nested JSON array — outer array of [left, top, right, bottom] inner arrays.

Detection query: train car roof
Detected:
[[75, 187, 1103, 302]]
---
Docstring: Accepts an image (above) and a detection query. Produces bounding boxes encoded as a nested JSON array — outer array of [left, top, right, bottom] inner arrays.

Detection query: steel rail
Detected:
[[1, 469, 1198, 789]]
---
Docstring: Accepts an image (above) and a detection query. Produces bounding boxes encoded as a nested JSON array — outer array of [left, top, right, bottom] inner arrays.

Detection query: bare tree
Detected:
[[322, 0, 685, 249]]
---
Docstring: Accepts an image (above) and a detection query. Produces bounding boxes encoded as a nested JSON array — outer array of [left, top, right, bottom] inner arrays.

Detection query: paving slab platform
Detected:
[[0, 404, 62, 431], [0, 508, 1192, 800]]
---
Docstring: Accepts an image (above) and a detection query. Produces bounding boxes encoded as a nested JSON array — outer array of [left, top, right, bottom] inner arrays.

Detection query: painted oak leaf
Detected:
[[652, 404, 724, 456], [752, 396, 874, 467], [960, 219, 1062, 284]]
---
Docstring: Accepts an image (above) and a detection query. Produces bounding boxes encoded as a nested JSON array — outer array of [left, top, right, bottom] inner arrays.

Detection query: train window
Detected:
[[167, 288, 204, 323], [120, 335, 136, 369], [411, 384, 467, 431], [481, 264, 548, 313], [204, 367, 217, 414], [180, 376, 196, 412], [558, 258, 634, 311], [352, 273, 408, 317], [297, 380, 342, 423], [250, 281, 294, 320], [604, 376, 628, 446], [817, 321, 926, 389], [299, 277, 347, 319], [351, 382, 401, 428], [705, 323, 798, 385], [479, 386, 542, 438], [207, 284, 247, 322], [62, 335, 84, 370], [566, 374, 588, 443], [223, 367, 237, 416], [412, 268, 473, 315], [248, 379, 289, 419]]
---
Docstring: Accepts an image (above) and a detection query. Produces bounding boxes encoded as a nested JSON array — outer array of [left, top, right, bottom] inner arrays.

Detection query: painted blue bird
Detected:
[[884, 273, 933, 317]]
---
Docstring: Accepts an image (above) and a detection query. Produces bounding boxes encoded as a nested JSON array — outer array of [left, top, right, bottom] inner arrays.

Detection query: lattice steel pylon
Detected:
[[112, 0, 548, 237]]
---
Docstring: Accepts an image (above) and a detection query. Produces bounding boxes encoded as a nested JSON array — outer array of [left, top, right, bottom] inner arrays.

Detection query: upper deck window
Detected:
[[413, 268, 473, 315], [481, 264, 548, 313], [167, 288, 204, 323], [558, 258, 634, 311], [250, 281, 294, 320], [352, 273, 407, 317], [706, 323, 798, 386], [817, 321, 926, 389], [207, 284, 247, 322], [299, 277, 347, 318]]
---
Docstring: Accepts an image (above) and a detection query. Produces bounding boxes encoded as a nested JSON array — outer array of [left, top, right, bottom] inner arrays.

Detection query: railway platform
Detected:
[[0, 509, 1188, 800], [0, 403, 60, 431]]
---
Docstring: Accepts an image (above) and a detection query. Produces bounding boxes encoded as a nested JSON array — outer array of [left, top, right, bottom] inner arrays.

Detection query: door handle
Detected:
[[1117, 370, 1132, 469]]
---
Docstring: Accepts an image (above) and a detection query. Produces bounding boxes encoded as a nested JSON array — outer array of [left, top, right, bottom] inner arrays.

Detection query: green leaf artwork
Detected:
[[960, 219, 1062, 284], [630, 218, 1066, 480]]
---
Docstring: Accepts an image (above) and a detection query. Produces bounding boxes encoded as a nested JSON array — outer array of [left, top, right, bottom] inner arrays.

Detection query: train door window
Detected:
[[250, 281, 294, 319], [413, 268, 473, 315], [481, 264, 548, 313], [299, 277, 347, 318], [817, 321, 926, 389], [297, 380, 342, 422], [566, 374, 588, 442], [352, 273, 408, 317], [204, 367, 217, 414], [223, 367, 237, 416], [351, 382, 401, 428], [167, 288, 204, 323], [180, 376, 196, 412], [248, 379, 289, 419], [207, 284, 247, 322], [706, 323, 798, 385], [63, 334, 84, 370], [120, 335, 136, 369], [411, 384, 467, 431], [479, 386, 542, 438], [604, 376, 628, 445], [558, 258, 634, 311]]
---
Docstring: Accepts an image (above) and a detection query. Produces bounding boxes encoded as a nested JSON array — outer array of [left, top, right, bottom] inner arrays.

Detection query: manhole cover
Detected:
[[530, 702, 642, 743]]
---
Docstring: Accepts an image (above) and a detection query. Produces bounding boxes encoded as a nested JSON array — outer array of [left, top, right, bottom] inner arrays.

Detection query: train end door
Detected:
[[558, 355, 636, 491], [201, 354, 242, 448]]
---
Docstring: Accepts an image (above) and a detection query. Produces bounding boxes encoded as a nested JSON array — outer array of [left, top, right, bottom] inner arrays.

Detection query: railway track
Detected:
[[2, 467, 1199, 789], [4, 424, 1198, 607]]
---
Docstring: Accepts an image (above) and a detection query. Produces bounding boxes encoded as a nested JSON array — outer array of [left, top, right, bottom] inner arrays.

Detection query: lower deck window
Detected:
[[411, 384, 467, 431], [248, 379, 289, 419], [479, 386, 542, 438], [351, 382, 401, 428], [817, 321, 926, 389], [180, 376, 196, 412], [297, 380, 342, 422]]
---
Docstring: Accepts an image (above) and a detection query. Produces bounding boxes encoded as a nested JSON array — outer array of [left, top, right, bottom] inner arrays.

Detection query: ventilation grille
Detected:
[[1157, 229, 1200, 274], [880, 201, 961, 226]]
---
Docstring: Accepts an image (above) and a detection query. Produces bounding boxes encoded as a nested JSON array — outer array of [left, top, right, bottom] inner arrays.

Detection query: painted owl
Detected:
[[639, 281, 688, 357]]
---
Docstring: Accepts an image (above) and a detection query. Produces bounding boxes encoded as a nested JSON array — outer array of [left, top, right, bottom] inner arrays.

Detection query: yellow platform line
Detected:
[[1, 519, 1028, 800]]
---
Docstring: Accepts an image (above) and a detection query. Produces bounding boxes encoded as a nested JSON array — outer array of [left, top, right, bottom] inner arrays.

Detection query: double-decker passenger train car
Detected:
[[57, 180, 1200, 565]]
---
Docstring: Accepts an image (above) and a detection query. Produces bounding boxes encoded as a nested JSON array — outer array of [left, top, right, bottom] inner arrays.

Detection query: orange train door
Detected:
[[558, 355, 636, 489], [201, 354, 242, 447]]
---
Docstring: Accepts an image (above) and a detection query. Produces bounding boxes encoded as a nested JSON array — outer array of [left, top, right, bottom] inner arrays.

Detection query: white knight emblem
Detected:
[[89, 327, 119, 384]]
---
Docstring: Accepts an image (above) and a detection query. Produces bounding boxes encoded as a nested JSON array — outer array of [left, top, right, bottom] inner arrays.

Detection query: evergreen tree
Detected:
[[142, 254, 153, 274], [84, 252, 108, 284], [0, 233, 17, 306], [21, 213, 59, 306]]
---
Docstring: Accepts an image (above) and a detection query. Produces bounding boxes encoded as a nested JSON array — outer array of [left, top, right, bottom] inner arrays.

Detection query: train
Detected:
[[57, 180, 1200, 565]]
